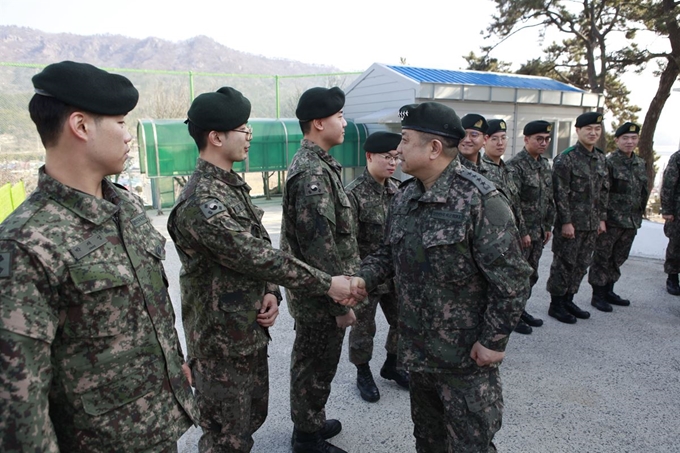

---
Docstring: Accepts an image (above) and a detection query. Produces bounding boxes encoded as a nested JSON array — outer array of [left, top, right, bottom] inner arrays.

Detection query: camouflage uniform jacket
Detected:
[[357, 158, 532, 374], [280, 139, 360, 322], [459, 151, 492, 179], [167, 158, 332, 360], [345, 168, 400, 295], [0, 168, 195, 453], [480, 153, 526, 237], [506, 148, 556, 240], [661, 150, 680, 216], [606, 150, 649, 229], [552, 142, 609, 230]]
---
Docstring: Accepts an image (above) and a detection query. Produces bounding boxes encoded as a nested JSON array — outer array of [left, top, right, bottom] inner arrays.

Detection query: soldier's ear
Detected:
[[429, 138, 443, 160]]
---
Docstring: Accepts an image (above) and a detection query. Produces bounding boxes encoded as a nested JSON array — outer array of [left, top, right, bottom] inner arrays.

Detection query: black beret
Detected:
[[187, 87, 251, 131], [615, 122, 641, 138], [398, 102, 465, 140], [296, 87, 345, 121], [523, 120, 553, 136], [32, 61, 138, 115], [461, 113, 488, 133], [575, 112, 603, 128], [486, 119, 507, 136], [364, 131, 402, 154]]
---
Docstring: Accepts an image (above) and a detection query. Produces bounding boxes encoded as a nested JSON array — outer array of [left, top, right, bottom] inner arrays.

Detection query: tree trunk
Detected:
[[638, 57, 680, 191]]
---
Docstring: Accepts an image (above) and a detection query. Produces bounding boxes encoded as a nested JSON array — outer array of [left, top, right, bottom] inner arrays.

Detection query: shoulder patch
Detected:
[[458, 168, 496, 195], [200, 199, 227, 219], [0, 251, 12, 278], [305, 182, 326, 196]]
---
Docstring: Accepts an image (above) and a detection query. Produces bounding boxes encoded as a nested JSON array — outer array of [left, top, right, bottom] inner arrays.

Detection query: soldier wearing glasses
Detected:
[[458, 113, 492, 178], [345, 131, 409, 403], [167, 87, 357, 452], [506, 121, 556, 332]]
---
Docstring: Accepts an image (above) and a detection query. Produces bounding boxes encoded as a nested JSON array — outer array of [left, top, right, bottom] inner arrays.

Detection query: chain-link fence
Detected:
[[0, 62, 361, 211]]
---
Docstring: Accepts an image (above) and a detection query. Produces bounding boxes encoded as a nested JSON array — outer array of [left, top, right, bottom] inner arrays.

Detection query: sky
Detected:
[[2, 0, 679, 154]]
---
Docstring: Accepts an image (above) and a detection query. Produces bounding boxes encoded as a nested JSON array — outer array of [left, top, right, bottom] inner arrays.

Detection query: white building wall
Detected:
[[344, 64, 419, 120]]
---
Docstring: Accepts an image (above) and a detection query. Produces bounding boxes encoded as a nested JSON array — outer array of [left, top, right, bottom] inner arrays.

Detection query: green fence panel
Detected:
[[0, 183, 13, 224], [10, 180, 26, 209]]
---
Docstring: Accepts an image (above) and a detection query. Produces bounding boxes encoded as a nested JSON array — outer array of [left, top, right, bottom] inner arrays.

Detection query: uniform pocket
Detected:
[[423, 223, 477, 284]]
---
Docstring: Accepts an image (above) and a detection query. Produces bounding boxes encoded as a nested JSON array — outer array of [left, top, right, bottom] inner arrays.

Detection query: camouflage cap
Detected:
[[461, 113, 489, 133], [363, 131, 402, 154], [486, 119, 507, 136], [296, 87, 345, 121], [187, 87, 251, 131], [575, 111, 603, 128], [523, 120, 552, 136], [32, 61, 139, 115], [398, 102, 465, 140], [615, 121, 641, 138]]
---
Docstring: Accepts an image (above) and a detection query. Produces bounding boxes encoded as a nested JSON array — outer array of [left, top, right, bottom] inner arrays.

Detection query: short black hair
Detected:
[[187, 120, 211, 151], [419, 131, 460, 150], [299, 120, 312, 135], [28, 94, 76, 147]]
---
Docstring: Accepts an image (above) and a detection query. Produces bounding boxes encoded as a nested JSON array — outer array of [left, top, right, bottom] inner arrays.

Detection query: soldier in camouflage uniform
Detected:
[[481, 119, 534, 335], [354, 102, 532, 453], [547, 112, 609, 324], [345, 131, 408, 403], [167, 88, 356, 453], [588, 122, 649, 311], [0, 61, 196, 452], [281, 87, 361, 453], [661, 149, 680, 295], [458, 113, 493, 179], [506, 120, 556, 332]]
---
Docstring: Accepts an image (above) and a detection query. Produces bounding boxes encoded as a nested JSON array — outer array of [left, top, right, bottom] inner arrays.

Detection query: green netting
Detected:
[[137, 118, 368, 177], [10, 180, 25, 208]]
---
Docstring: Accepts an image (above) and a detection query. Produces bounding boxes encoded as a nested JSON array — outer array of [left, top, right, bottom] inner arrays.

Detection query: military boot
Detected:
[[356, 363, 380, 402], [666, 274, 680, 296], [380, 353, 409, 389], [564, 293, 591, 319], [605, 282, 630, 306], [293, 430, 347, 453], [513, 319, 533, 335], [548, 294, 577, 324], [521, 310, 544, 327], [292, 420, 342, 447], [590, 285, 613, 312]]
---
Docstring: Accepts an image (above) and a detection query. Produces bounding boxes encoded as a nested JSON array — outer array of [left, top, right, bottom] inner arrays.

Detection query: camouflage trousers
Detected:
[[523, 239, 546, 297], [409, 369, 502, 453], [588, 226, 637, 286], [349, 291, 399, 365], [546, 229, 597, 296], [664, 219, 680, 274], [192, 348, 269, 453], [290, 317, 345, 433]]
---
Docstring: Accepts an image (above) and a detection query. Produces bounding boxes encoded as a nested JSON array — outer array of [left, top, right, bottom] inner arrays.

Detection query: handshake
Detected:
[[327, 275, 367, 307]]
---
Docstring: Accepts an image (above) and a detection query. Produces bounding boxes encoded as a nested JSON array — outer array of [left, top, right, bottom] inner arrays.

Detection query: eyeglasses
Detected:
[[533, 136, 551, 144], [465, 131, 483, 140], [381, 154, 401, 164], [231, 126, 253, 141], [488, 135, 507, 143]]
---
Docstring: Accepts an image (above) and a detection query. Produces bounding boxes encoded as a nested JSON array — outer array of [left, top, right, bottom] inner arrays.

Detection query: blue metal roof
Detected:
[[386, 65, 583, 92]]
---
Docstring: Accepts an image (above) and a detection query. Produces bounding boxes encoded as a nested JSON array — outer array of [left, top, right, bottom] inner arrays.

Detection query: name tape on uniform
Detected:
[[70, 233, 108, 260]]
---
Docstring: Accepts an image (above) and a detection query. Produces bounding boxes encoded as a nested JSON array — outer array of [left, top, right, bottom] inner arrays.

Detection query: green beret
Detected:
[[523, 120, 552, 136], [364, 131, 402, 154], [32, 61, 138, 115], [398, 102, 465, 140], [296, 87, 345, 121], [486, 119, 507, 136], [615, 122, 641, 138], [461, 113, 488, 133], [187, 87, 251, 131], [575, 112, 603, 128]]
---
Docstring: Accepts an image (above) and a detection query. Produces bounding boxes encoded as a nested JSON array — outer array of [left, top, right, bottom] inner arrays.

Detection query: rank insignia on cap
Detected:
[[630, 125, 637, 132], [200, 199, 226, 219], [305, 182, 326, 196], [500, 121, 506, 129], [0, 252, 12, 278], [398, 109, 409, 120], [597, 115, 603, 122], [547, 125, 553, 132], [474, 120, 483, 128]]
